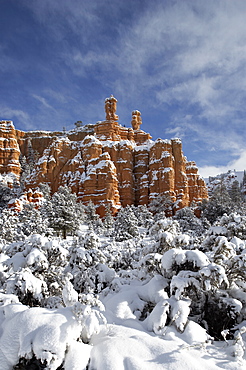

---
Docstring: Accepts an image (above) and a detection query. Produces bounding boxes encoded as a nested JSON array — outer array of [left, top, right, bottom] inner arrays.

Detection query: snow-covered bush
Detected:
[[0, 300, 98, 369], [67, 238, 115, 295]]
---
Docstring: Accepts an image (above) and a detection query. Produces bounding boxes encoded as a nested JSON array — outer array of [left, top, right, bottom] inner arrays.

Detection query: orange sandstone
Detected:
[[0, 96, 208, 216]]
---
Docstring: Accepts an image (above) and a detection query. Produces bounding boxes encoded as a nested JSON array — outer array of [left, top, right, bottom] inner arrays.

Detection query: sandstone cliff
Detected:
[[0, 96, 208, 215], [0, 121, 21, 176]]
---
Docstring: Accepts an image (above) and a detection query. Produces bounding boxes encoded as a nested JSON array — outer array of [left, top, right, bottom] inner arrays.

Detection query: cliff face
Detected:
[[0, 121, 21, 176], [0, 96, 208, 215]]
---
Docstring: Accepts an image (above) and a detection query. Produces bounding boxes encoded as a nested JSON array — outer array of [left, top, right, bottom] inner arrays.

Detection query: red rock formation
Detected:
[[0, 97, 208, 216], [8, 189, 44, 212], [0, 121, 21, 177], [186, 161, 208, 204]]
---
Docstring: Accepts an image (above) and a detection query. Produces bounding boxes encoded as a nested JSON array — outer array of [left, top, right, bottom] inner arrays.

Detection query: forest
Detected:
[[0, 176, 246, 369]]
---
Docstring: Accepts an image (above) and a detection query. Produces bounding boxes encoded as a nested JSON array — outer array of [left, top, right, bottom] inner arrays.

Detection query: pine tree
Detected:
[[202, 179, 233, 224], [84, 200, 103, 230], [38, 183, 51, 201], [103, 204, 115, 235], [46, 186, 80, 238], [148, 193, 173, 217], [229, 180, 242, 205], [27, 138, 39, 170], [0, 184, 13, 209], [240, 171, 246, 201], [18, 203, 49, 237], [0, 208, 23, 242], [114, 205, 139, 241]]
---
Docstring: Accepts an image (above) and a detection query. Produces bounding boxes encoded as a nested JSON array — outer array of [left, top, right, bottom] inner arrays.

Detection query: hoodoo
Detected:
[[0, 96, 208, 215]]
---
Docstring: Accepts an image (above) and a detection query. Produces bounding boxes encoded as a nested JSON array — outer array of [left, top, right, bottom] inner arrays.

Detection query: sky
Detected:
[[1, 0, 246, 178]]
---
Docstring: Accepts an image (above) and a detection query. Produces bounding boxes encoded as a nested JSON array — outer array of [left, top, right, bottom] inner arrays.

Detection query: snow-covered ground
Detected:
[[0, 288, 244, 370], [0, 205, 246, 369]]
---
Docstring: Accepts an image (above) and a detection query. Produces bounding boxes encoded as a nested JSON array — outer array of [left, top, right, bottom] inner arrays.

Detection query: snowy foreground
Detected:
[[0, 284, 244, 370], [0, 209, 246, 369]]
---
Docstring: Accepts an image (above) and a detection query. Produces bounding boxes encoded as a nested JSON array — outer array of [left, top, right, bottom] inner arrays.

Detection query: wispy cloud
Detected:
[[0, 107, 31, 130], [32, 94, 56, 111]]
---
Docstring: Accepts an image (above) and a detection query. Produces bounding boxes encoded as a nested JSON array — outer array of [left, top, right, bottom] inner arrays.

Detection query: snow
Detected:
[[0, 172, 17, 185], [1, 201, 246, 368], [0, 273, 245, 369], [89, 323, 241, 370], [161, 248, 209, 274], [64, 341, 92, 370], [0, 304, 85, 369]]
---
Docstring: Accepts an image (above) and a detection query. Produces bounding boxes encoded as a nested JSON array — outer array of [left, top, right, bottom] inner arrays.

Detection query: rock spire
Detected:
[[0, 96, 208, 215]]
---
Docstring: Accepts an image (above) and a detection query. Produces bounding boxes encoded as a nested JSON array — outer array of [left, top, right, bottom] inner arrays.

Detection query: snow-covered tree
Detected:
[[229, 180, 242, 205], [174, 207, 210, 238], [201, 180, 233, 224], [132, 204, 154, 228], [0, 184, 14, 209], [18, 203, 49, 237], [0, 209, 23, 242], [84, 200, 103, 231], [102, 204, 115, 235], [38, 182, 51, 201], [148, 193, 173, 217], [113, 205, 140, 241], [46, 186, 80, 238]]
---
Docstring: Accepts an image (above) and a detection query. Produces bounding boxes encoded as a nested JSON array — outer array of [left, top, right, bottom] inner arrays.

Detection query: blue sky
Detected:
[[1, 0, 246, 178]]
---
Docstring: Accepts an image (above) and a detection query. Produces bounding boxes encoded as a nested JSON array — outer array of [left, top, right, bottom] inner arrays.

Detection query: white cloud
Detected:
[[199, 150, 246, 178], [113, 1, 246, 120], [0, 107, 32, 130], [32, 94, 56, 111], [165, 126, 185, 139], [0, 107, 30, 122]]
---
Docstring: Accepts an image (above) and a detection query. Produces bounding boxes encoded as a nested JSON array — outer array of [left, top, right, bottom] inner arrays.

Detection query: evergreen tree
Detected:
[[114, 205, 139, 241], [103, 204, 115, 235], [0, 184, 13, 209], [26, 138, 39, 170], [0, 208, 23, 242], [241, 170, 246, 201], [0, 177, 21, 209], [148, 193, 173, 217], [174, 207, 209, 237], [18, 203, 49, 237], [202, 179, 233, 224], [19, 155, 31, 190], [38, 183, 51, 201], [46, 186, 80, 238], [84, 200, 103, 230], [132, 204, 154, 228], [229, 180, 242, 205]]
